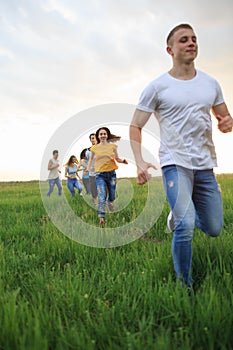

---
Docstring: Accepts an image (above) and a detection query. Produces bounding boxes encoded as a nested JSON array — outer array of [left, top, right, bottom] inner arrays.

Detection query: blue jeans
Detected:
[[162, 165, 223, 286], [66, 178, 82, 196], [47, 177, 62, 196], [95, 170, 116, 218]]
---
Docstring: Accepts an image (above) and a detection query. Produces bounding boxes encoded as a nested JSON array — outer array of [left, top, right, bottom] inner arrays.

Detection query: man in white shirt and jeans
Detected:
[[47, 150, 62, 197], [130, 23, 233, 287], [86, 133, 98, 203]]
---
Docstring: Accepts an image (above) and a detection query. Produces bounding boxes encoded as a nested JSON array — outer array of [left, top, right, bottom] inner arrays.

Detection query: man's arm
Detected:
[[212, 102, 233, 133], [130, 109, 157, 185], [86, 152, 95, 172]]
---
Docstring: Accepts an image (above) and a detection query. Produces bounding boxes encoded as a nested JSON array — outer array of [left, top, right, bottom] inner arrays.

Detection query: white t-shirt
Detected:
[[48, 158, 60, 179], [137, 70, 224, 169], [86, 149, 96, 176]]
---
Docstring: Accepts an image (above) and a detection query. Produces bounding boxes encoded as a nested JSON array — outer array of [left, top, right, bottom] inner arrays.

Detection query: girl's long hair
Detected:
[[64, 155, 79, 167], [95, 127, 121, 144]]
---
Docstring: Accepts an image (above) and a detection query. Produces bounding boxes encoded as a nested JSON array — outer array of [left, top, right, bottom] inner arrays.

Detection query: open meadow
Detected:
[[0, 174, 232, 350]]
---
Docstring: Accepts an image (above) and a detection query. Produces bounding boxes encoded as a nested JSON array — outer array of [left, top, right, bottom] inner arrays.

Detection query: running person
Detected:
[[80, 148, 91, 195], [47, 150, 62, 197], [87, 127, 128, 226], [86, 133, 98, 203], [64, 155, 83, 197], [130, 23, 233, 287]]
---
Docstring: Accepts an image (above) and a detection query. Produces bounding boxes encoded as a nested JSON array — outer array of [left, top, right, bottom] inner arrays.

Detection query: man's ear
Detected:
[[166, 46, 173, 56]]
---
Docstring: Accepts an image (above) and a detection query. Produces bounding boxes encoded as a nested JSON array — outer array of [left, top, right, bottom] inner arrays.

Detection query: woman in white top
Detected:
[[64, 155, 82, 197]]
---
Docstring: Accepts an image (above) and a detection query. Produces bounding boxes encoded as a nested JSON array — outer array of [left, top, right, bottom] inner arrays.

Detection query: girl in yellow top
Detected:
[[87, 127, 128, 226]]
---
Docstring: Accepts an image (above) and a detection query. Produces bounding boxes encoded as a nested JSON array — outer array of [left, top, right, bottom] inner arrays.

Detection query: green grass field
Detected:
[[0, 175, 232, 350]]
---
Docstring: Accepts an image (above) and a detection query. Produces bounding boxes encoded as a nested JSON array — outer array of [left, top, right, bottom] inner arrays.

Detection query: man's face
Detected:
[[53, 152, 58, 159], [167, 28, 198, 63], [90, 135, 97, 145]]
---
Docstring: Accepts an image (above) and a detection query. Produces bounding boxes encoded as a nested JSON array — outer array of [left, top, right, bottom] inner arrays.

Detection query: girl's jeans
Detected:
[[95, 170, 116, 218], [162, 165, 223, 286], [66, 178, 82, 196]]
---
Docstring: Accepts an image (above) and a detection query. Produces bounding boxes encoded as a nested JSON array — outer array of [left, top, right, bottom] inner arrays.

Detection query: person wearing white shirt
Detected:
[[47, 150, 62, 197], [130, 23, 233, 287]]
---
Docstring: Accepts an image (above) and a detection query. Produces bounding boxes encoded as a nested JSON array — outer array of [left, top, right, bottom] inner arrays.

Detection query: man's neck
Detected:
[[169, 63, 196, 80]]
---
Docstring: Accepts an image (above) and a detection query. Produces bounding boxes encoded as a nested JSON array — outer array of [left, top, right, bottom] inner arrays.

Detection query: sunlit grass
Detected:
[[0, 175, 232, 349]]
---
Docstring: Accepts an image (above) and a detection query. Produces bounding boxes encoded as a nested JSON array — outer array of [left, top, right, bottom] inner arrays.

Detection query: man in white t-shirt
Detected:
[[130, 23, 233, 287], [47, 150, 62, 196], [85, 133, 98, 203]]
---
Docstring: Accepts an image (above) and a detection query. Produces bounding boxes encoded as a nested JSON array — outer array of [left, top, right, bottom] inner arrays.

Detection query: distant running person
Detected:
[[80, 148, 91, 195], [85, 133, 98, 204], [47, 150, 62, 197], [130, 23, 232, 287], [64, 155, 83, 197], [87, 127, 128, 226]]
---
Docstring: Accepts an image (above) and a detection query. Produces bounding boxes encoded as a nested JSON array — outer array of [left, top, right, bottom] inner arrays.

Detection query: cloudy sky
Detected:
[[0, 0, 232, 181]]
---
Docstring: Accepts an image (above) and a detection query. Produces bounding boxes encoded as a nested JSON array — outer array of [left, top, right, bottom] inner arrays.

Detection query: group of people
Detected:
[[47, 23, 232, 288], [47, 128, 128, 226]]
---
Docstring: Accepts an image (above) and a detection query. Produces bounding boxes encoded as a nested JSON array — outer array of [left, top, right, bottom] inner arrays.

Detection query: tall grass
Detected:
[[0, 175, 232, 350]]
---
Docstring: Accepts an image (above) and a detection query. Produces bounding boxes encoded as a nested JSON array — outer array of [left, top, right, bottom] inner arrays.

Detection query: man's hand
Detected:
[[137, 161, 157, 185], [217, 114, 233, 133]]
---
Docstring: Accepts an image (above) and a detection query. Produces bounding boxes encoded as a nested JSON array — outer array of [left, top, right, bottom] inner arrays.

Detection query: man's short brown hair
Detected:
[[167, 23, 194, 45]]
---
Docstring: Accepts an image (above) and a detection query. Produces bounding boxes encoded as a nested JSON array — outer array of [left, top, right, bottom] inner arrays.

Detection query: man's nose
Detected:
[[188, 39, 196, 46]]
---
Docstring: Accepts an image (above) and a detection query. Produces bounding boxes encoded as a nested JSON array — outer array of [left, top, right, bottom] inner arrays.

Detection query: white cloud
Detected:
[[42, 0, 77, 23], [0, 46, 14, 60]]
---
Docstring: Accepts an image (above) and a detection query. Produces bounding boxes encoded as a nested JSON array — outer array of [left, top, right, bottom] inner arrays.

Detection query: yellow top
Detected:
[[90, 143, 118, 172]]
